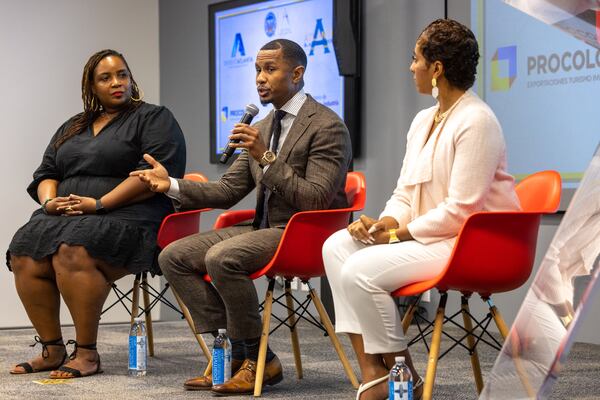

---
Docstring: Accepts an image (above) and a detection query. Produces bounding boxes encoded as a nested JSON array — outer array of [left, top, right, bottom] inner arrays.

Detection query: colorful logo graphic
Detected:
[[231, 33, 246, 58], [265, 12, 276, 37], [491, 45, 517, 91], [220, 106, 228, 122], [308, 18, 331, 56]]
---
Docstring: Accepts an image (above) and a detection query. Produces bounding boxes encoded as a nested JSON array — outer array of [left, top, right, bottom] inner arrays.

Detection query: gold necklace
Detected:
[[433, 108, 450, 124]]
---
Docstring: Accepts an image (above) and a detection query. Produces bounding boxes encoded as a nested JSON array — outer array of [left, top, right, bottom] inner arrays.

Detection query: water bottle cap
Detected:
[[218, 328, 227, 334], [395, 356, 405, 363], [134, 317, 144, 323]]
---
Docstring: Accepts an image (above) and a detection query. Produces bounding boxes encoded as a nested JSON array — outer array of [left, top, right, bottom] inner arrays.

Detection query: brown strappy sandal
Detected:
[[50, 340, 103, 379], [10, 336, 67, 374]]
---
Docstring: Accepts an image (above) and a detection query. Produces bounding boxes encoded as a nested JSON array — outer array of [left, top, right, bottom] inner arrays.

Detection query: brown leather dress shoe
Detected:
[[184, 359, 244, 391], [211, 356, 283, 396]]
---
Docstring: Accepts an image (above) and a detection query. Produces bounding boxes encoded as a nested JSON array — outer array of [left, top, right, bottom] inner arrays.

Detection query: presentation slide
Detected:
[[472, 0, 600, 185], [213, 0, 344, 157]]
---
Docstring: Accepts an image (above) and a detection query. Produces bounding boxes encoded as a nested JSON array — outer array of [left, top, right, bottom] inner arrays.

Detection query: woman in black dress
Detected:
[[7, 49, 186, 378]]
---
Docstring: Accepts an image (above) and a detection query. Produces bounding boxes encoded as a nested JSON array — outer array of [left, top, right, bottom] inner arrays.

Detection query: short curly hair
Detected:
[[418, 19, 479, 90]]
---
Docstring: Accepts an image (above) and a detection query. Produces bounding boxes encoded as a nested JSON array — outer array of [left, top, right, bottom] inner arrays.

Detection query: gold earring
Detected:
[[90, 96, 98, 111], [431, 77, 439, 99], [131, 83, 144, 102]]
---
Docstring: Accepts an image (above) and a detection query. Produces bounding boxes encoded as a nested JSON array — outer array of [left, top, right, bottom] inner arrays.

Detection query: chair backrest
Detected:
[[156, 172, 208, 249], [183, 172, 209, 183], [248, 171, 366, 280], [393, 170, 562, 298], [436, 170, 562, 295], [515, 170, 562, 213], [345, 171, 367, 211]]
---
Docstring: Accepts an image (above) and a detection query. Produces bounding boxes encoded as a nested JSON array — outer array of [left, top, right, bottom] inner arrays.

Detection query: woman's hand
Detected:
[[44, 196, 78, 215], [129, 154, 171, 193], [367, 220, 392, 245], [56, 194, 95, 216], [347, 215, 378, 244]]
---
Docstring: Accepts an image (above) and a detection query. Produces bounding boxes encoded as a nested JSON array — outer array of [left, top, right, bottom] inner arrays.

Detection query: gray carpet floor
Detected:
[[0, 320, 598, 399]]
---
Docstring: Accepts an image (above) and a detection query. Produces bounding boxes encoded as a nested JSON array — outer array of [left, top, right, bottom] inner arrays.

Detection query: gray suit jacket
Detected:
[[175, 94, 352, 228]]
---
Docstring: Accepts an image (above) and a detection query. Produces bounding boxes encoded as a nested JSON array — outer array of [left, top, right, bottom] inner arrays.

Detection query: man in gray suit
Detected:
[[131, 39, 351, 395]]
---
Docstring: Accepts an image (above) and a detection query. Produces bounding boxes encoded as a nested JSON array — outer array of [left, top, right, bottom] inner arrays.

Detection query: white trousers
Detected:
[[322, 229, 454, 354]]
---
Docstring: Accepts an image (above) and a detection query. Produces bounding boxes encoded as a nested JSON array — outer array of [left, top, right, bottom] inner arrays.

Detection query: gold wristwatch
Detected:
[[388, 229, 400, 244], [260, 150, 277, 167]]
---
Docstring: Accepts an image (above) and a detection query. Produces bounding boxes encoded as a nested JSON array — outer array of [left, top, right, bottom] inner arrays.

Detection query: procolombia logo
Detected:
[[491, 45, 517, 92], [526, 48, 600, 88]]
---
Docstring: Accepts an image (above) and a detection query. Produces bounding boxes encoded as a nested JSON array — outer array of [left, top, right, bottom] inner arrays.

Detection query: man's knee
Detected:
[[158, 242, 184, 277], [204, 244, 231, 279]]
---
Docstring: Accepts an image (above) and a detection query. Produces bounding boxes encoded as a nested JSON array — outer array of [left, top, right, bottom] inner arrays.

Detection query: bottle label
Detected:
[[129, 335, 147, 370], [224, 347, 232, 381], [212, 348, 225, 385], [389, 380, 413, 400]]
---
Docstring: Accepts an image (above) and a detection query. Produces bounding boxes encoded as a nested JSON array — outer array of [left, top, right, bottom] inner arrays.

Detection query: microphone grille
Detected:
[[245, 103, 259, 117]]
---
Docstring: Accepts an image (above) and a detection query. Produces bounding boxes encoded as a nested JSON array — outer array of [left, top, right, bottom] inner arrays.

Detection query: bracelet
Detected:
[[559, 314, 573, 328], [388, 229, 400, 244], [41, 198, 53, 214]]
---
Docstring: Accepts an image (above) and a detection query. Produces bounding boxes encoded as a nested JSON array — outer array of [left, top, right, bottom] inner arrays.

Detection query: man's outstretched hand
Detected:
[[130, 154, 171, 193]]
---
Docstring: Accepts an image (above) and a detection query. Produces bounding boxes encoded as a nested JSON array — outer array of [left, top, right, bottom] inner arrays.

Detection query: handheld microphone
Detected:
[[219, 103, 260, 164]]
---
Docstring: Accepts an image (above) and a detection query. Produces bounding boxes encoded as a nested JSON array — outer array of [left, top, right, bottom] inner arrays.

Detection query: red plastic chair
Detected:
[[393, 170, 562, 400], [102, 172, 212, 360], [209, 171, 365, 396]]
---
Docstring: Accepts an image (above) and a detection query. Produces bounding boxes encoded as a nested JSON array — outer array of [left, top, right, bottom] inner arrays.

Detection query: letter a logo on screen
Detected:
[[231, 33, 246, 58], [491, 45, 517, 91], [309, 18, 331, 56]]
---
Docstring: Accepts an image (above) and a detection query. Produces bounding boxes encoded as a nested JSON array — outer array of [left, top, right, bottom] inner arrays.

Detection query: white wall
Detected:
[[0, 0, 160, 328]]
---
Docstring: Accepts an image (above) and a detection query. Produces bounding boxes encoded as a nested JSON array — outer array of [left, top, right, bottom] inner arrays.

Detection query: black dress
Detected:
[[7, 103, 186, 274]]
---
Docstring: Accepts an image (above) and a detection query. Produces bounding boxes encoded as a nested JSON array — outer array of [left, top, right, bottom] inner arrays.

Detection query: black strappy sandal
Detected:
[[50, 340, 103, 379], [10, 336, 67, 374]]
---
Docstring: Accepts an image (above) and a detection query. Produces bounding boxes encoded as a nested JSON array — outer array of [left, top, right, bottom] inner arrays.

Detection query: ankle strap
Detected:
[[30, 336, 64, 359], [66, 340, 97, 360]]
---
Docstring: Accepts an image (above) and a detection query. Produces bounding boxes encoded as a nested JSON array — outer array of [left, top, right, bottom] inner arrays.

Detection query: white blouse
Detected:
[[380, 91, 521, 245]]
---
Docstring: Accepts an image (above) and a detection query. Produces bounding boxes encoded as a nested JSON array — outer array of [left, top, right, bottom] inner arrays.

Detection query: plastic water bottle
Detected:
[[212, 328, 232, 385], [128, 317, 147, 376], [389, 356, 413, 400]]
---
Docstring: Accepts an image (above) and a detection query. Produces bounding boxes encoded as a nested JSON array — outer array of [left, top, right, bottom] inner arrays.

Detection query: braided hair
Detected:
[[54, 49, 143, 149]]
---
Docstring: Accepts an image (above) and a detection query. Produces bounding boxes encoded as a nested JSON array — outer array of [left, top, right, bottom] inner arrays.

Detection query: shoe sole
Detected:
[[183, 383, 212, 391], [211, 372, 284, 396]]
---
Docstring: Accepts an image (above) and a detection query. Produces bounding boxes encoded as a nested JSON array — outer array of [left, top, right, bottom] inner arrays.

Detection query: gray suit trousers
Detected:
[[158, 225, 283, 339]]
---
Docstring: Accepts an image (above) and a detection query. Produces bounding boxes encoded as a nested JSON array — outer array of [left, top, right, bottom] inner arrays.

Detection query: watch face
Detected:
[[265, 151, 276, 162]]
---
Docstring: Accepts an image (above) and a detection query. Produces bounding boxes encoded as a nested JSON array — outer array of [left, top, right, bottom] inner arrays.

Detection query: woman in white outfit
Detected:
[[322, 19, 521, 400]]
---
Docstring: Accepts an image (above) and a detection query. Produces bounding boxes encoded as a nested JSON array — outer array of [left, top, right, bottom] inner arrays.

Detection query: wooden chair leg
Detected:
[[308, 281, 360, 390], [401, 296, 420, 334], [284, 279, 303, 379], [423, 292, 447, 400], [460, 296, 483, 394], [509, 330, 537, 398], [488, 298, 509, 339], [487, 297, 536, 398], [254, 278, 275, 397], [141, 273, 154, 357], [204, 358, 213, 377], [172, 289, 212, 362], [130, 273, 141, 326]]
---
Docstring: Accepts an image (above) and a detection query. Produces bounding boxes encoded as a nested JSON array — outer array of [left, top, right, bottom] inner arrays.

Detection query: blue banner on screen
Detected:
[[213, 0, 344, 157], [472, 0, 600, 185]]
